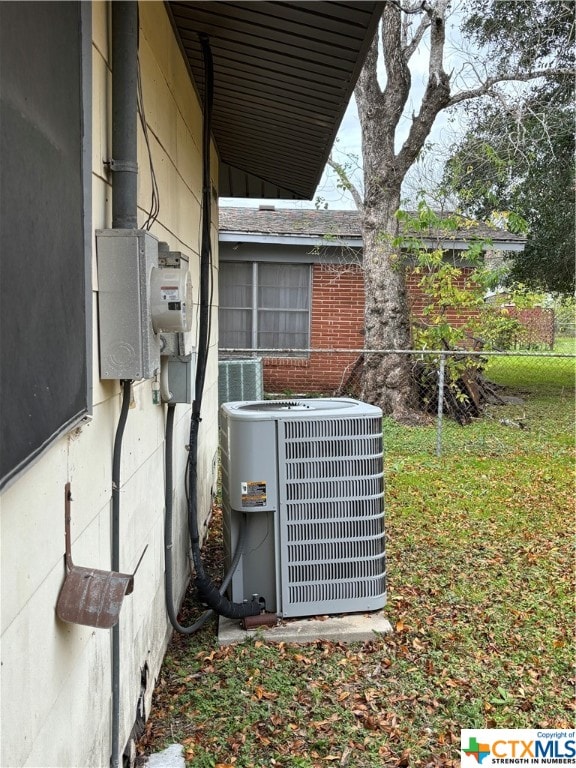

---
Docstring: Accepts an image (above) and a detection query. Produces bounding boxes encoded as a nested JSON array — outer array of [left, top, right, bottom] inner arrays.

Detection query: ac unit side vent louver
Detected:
[[278, 406, 386, 617], [284, 498, 383, 523], [287, 516, 383, 542], [289, 576, 386, 606], [289, 556, 385, 584], [218, 358, 263, 405], [285, 457, 382, 481], [285, 477, 382, 502], [284, 416, 379, 440], [288, 536, 384, 564]]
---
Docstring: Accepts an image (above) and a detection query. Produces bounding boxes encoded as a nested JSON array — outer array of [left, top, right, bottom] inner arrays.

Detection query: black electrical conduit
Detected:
[[185, 33, 259, 621], [163, 405, 250, 633], [111, 378, 132, 768]]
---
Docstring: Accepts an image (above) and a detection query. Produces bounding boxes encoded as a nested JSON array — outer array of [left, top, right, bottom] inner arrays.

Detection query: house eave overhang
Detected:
[[432, 239, 525, 252], [219, 232, 363, 248], [166, 1, 385, 200], [219, 231, 526, 252]]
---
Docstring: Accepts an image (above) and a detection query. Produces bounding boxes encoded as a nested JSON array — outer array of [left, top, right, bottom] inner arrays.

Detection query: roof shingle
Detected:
[[219, 206, 526, 245]]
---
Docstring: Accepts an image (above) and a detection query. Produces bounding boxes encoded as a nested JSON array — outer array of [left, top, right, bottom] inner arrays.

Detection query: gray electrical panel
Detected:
[[96, 229, 160, 379], [166, 353, 196, 404]]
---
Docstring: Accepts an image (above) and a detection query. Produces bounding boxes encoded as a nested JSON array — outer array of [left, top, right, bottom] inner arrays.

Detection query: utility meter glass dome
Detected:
[[220, 397, 386, 619]]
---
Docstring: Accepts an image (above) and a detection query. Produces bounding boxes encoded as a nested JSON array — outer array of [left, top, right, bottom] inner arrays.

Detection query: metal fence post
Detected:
[[436, 353, 445, 457]]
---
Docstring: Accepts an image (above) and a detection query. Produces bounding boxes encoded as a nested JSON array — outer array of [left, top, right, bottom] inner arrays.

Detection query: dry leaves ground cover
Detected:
[[138, 353, 575, 768]]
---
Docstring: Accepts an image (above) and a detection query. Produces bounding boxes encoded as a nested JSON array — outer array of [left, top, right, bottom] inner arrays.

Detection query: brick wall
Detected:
[[406, 267, 478, 328], [506, 307, 555, 348], [262, 264, 554, 394], [264, 264, 364, 393]]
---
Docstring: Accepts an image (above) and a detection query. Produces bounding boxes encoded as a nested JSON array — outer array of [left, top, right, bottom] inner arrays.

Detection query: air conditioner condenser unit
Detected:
[[220, 398, 386, 619]]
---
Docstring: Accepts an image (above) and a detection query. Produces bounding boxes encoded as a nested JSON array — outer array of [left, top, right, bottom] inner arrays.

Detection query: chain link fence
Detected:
[[556, 320, 576, 337], [220, 344, 575, 458], [333, 347, 575, 456]]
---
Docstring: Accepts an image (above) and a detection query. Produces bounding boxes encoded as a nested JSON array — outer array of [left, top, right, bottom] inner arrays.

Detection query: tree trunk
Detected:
[[361, 184, 423, 422], [354, 12, 423, 422], [354, 4, 448, 423], [351, 0, 558, 420]]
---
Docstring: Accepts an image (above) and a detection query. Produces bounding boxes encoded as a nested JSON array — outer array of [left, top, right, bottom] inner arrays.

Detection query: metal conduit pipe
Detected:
[[110, 3, 138, 767], [163, 404, 251, 634], [111, 1, 138, 230]]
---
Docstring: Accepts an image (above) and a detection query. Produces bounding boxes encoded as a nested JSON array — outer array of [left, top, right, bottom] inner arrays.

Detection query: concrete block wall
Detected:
[[0, 3, 219, 766]]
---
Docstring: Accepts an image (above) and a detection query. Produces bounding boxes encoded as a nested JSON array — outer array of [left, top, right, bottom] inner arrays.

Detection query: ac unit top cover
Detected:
[[220, 397, 381, 420]]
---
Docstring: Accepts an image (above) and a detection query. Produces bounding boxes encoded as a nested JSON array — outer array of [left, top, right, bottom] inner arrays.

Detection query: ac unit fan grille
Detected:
[[284, 497, 382, 523], [286, 456, 382, 481], [279, 414, 386, 616], [285, 436, 382, 459], [218, 358, 263, 405], [288, 535, 384, 564], [289, 555, 385, 584], [284, 417, 378, 440], [289, 575, 386, 606], [287, 515, 383, 542], [286, 476, 382, 501]]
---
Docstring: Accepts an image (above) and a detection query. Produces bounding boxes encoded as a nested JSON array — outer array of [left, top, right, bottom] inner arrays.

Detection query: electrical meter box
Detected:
[[151, 263, 193, 334], [96, 229, 160, 379], [156, 248, 196, 404]]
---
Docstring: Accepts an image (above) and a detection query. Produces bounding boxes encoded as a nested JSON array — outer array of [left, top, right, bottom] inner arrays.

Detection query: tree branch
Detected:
[[386, 0, 433, 14], [381, 3, 412, 138], [355, 32, 382, 113], [426, 0, 450, 85], [447, 67, 575, 108], [403, 13, 431, 60], [327, 156, 364, 211], [396, 0, 450, 176]]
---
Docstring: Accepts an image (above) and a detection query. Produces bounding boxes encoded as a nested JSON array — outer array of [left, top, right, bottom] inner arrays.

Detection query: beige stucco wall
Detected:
[[0, 3, 219, 766]]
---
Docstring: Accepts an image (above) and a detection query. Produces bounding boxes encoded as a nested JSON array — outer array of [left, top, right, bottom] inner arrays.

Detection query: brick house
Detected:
[[219, 206, 536, 395]]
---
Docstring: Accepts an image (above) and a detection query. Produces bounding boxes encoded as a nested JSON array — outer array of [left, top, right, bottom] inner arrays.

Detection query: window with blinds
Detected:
[[219, 262, 311, 354]]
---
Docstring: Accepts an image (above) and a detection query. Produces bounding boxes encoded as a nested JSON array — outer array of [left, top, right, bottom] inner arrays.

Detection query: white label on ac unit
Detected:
[[241, 481, 267, 507], [160, 286, 180, 301]]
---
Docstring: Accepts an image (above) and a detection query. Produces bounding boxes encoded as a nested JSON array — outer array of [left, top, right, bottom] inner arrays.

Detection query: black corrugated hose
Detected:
[[164, 404, 252, 633], [181, 33, 259, 623]]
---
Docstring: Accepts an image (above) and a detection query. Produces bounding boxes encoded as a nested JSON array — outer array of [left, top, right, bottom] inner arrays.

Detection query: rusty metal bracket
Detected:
[[56, 483, 146, 629]]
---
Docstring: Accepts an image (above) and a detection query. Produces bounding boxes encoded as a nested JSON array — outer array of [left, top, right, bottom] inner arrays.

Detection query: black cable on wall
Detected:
[[185, 33, 260, 622]]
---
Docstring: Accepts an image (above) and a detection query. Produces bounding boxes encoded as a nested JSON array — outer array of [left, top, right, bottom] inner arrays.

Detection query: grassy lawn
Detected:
[[554, 336, 576, 355], [138, 354, 575, 768]]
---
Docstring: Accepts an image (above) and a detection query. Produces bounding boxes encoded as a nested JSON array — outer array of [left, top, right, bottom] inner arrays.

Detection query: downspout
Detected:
[[110, 3, 138, 767]]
